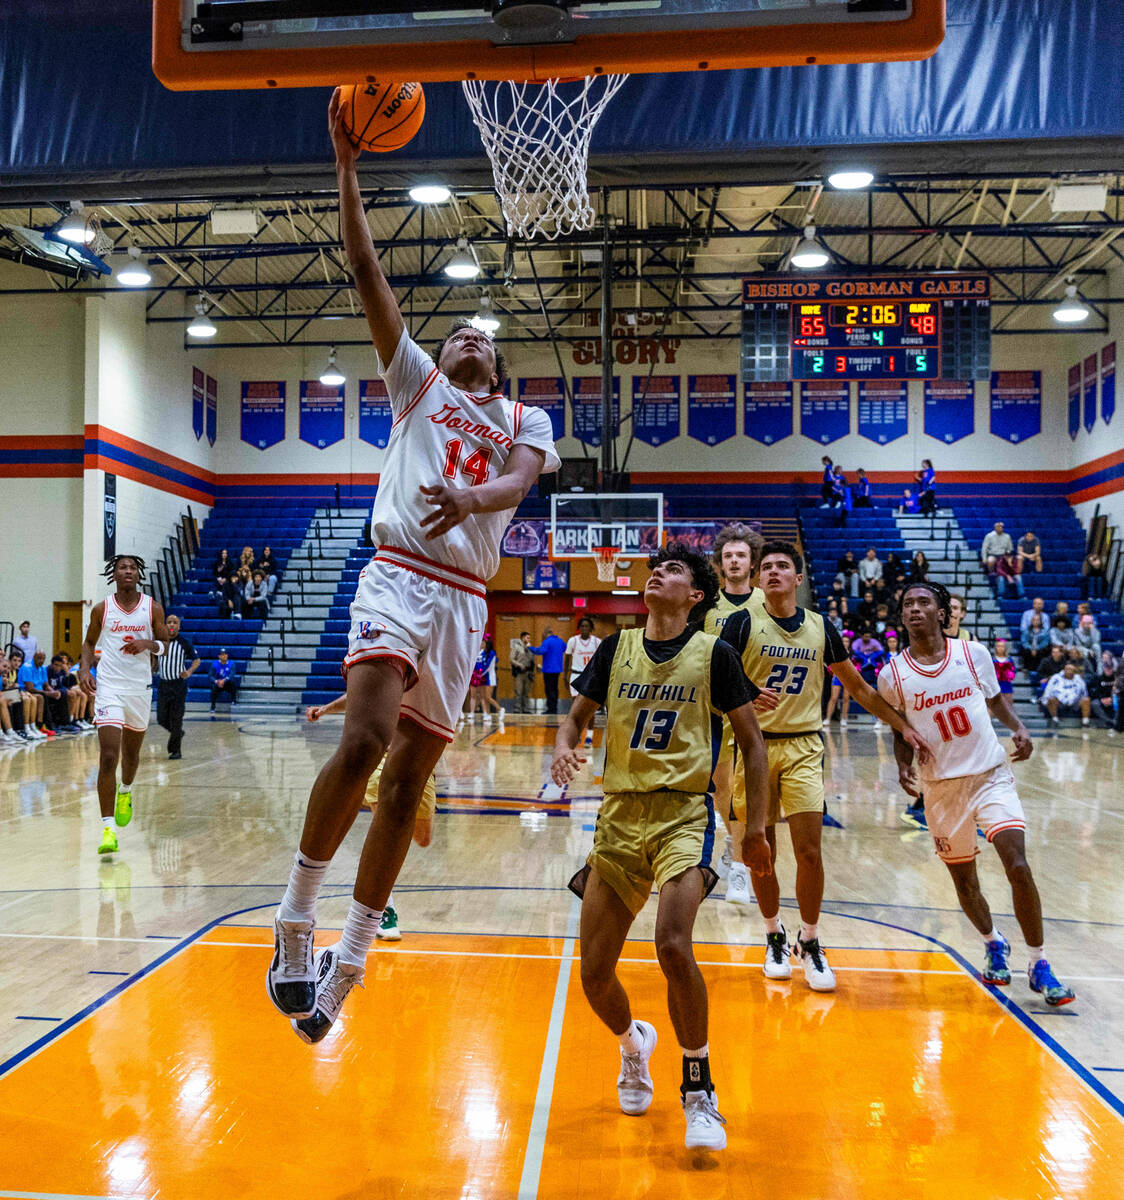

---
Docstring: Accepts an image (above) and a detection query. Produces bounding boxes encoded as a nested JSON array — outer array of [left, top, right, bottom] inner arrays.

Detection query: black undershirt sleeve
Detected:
[[710, 641, 760, 712], [823, 620, 848, 666]]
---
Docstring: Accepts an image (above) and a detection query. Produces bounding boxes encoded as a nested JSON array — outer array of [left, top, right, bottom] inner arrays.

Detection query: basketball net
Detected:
[[461, 74, 629, 240], [595, 546, 622, 583]]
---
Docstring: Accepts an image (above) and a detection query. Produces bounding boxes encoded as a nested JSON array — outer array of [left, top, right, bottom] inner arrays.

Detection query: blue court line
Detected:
[[144, 934, 181, 940], [14, 1016, 61, 1022], [88, 970, 129, 976], [1095, 1067, 1124, 1072]]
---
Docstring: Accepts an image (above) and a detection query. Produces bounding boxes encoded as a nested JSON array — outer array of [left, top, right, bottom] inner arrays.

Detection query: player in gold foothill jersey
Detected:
[[703, 523, 764, 904], [553, 544, 770, 1152], [722, 541, 931, 991]]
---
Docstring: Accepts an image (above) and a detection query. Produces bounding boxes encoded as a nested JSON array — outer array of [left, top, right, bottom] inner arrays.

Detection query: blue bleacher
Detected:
[[799, 505, 911, 613], [161, 500, 317, 704]]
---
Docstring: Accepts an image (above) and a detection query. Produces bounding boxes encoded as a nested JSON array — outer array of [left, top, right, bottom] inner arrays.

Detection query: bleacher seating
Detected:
[[301, 544, 369, 707], [162, 500, 317, 705], [800, 505, 910, 615]]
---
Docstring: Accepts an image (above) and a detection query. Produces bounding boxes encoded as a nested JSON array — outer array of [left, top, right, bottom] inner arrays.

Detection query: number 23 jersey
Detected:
[[877, 639, 1006, 782]]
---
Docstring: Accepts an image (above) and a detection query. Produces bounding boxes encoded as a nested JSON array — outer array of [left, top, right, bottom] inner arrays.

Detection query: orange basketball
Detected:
[[338, 80, 425, 153]]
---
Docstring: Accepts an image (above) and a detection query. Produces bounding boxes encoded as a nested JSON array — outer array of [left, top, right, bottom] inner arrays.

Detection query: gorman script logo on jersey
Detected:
[[913, 685, 972, 711], [106, 620, 147, 636], [426, 404, 514, 449]]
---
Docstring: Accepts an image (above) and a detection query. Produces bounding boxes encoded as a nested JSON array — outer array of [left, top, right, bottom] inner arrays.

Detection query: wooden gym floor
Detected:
[[1, 713, 1122, 1199]]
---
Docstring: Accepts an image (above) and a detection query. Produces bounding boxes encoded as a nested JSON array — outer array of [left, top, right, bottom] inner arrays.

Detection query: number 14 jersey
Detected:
[[878, 639, 1006, 782]]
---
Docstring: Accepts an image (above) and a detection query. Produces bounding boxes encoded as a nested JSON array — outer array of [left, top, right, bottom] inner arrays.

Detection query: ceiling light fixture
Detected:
[[791, 225, 830, 270], [469, 295, 501, 334], [56, 201, 93, 245], [409, 184, 452, 204], [319, 346, 346, 386], [444, 237, 480, 280], [1053, 281, 1090, 324], [186, 298, 217, 338], [827, 168, 874, 190], [116, 245, 152, 286]]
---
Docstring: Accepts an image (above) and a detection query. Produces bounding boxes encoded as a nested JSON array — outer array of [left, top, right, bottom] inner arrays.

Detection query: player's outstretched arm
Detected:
[[727, 702, 772, 877], [890, 725, 922, 797], [985, 693, 1033, 761], [306, 693, 348, 722], [78, 603, 104, 694], [329, 88, 404, 367], [421, 443, 548, 540], [832, 658, 932, 764], [552, 694, 598, 785]]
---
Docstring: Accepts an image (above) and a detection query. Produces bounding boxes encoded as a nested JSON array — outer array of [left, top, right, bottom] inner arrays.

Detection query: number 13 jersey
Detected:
[[878, 639, 1006, 781]]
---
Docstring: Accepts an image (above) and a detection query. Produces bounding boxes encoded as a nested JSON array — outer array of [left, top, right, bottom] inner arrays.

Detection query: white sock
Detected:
[[618, 1021, 643, 1055], [763, 914, 783, 935], [385, 891, 395, 910], [682, 1044, 709, 1058], [101, 814, 114, 829], [278, 852, 330, 923], [981, 926, 1002, 944], [1027, 944, 1044, 965], [337, 899, 381, 969], [800, 922, 818, 943]]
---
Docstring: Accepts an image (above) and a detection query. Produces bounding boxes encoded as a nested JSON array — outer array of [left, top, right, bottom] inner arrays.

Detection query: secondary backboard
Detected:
[[153, 0, 945, 90], [549, 492, 664, 562]]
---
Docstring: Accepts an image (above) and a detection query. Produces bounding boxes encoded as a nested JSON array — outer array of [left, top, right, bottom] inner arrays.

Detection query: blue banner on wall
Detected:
[[1102, 343, 1116, 426], [744, 381, 793, 446], [519, 377, 566, 442], [192, 367, 204, 441], [358, 379, 393, 449], [633, 375, 681, 446], [299, 380, 345, 449], [241, 381, 286, 450], [857, 380, 908, 444], [1084, 354, 1098, 433], [1067, 364, 1081, 441], [990, 371, 1041, 444], [924, 379, 974, 444], [522, 558, 570, 590], [572, 377, 620, 447], [801, 381, 850, 445], [686, 375, 735, 446], [205, 374, 217, 446]]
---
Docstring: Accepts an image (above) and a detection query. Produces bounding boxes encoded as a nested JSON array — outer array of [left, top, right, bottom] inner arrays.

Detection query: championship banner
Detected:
[[501, 518, 548, 557], [241, 381, 286, 450], [989, 371, 1041, 444], [299, 380, 345, 449], [1102, 343, 1116, 425], [633, 374, 681, 446], [571, 377, 620, 447], [924, 379, 974, 444], [103, 473, 116, 560], [1084, 354, 1099, 433], [192, 367, 204, 441], [743, 381, 793, 446], [857, 380, 908, 444], [205, 375, 217, 446], [800, 380, 850, 444], [522, 558, 570, 590], [518, 377, 566, 441], [1068, 364, 1081, 441], [358, 379, 393, 449], [686, 374, 735, 445]]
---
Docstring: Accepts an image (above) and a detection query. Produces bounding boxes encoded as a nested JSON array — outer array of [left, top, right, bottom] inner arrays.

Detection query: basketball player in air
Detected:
[[878, 581, 1075, 1005], [721, 542, 931, 990], [267, 91, 559, 1043], [702, 522, 763, 904], [553, 544, 771, 1151], [79, 555, 169, 856]]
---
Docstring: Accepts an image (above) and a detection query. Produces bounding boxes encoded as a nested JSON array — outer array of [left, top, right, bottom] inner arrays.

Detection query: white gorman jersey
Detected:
[[371, 330, 560, 581], [96, 591, 155, 693], [565, 634, 601, 682], [877, 638, 1006, 782]]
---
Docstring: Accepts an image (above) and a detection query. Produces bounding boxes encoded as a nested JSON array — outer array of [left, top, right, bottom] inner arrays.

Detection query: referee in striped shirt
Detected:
[[157, 614, 200, 760]]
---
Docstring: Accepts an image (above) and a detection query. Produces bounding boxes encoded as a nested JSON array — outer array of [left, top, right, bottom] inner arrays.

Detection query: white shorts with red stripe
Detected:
[[924, 762, 1026, 864], [93, 690, 152, 733], [345, 545, 487, 742]]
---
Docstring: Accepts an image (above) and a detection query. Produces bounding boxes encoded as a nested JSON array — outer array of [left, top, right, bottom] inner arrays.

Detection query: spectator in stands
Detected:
[[0, 651, 27, 742], [854, 468, 873, 508], [58, 653, 92, 729], [883, 551, 907, 589], [907, 550, 930, 583], [1090, 651, 1118, 727], [824, 599, 843, 633], [239, 545, 255, 572], [212, 548, 233, 584], [851, 630, 886, 688], [855, 588, 879, 634], [12, 620, 39, 663], [828, 574, 850, 614], [217, 574, 241, 620], [1020, 613, 1050, 674], [45, 654, 79, 733], [1041, 662, 1090, 728], [16, 649, 50, 737], [1114, 657, 1124, 735], [1020, 596, 1050, 634], [1072, 613, 1101, 670], [256, 546, 279, 596], [243, 570, 271, 620], [1035, 644, 1067, 693], [884, 630, 901, 658], [831, 466, 851, 525], [510, 633, 536, 714], [947, 594, 971, 641], [1052, 599, 1071, 627], [1049, 615, 1074, 652], [1081, 547, 1107, 600], [980, 521, 1013, 575], [209, 649, 239, 713], [819, 456, 835, 506], [823, 633, 855, 728], [993, 638, 1016, 696], [995, 551, 1024, 599], [898, 487, 919, 514], [530, 627, 566, 715], [466, 636, 499, 725], [858, 546, 882, 591], [837, 549, 860, 598], [874, 603, 892, 634], [916, 459, 937, 515], [1017, 530, 1043, 574]]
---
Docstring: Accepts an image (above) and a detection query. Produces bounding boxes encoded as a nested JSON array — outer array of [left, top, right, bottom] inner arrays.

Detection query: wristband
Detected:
[[154, 642, 166, 657]]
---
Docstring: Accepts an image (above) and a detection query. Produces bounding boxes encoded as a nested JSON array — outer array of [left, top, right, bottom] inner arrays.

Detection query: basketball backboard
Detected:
[[549, 492, 664, 563], [153, 0, 945, 90]]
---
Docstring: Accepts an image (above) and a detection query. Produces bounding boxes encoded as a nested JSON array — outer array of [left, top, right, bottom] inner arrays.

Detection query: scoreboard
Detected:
[[742, 274, 991, 383]]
